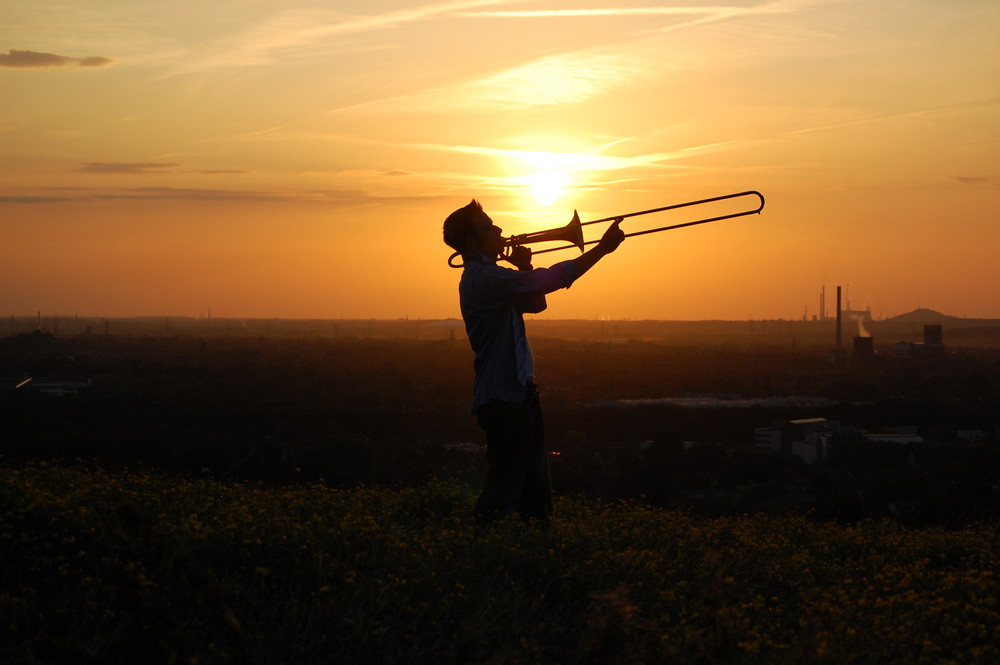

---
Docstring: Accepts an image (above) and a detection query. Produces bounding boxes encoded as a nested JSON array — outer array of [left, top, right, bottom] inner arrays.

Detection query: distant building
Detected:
[[443, 442, 483, 454], [890, 325, 946, 359], [753, 426, 781, 451], [790, 438, 831, 465], [755, 418, 929, 464], [754, 417, 837, 463], [892, 342, 913, 358], [922, 324, 945, 355], [863, 432, 923, 445]]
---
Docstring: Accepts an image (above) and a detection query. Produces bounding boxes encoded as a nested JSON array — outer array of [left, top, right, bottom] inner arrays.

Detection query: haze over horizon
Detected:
[[3, 1, 999, 321], [12, 306, 993, 329]]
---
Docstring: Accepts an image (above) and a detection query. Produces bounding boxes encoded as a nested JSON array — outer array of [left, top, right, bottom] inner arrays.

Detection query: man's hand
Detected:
[[570, 218, 624, 278], [508, 245, 533, 270], [597, 218, 625, 255]]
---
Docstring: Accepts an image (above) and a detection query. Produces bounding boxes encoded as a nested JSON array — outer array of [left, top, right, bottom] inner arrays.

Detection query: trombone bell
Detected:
[[505, 210, 585, 253]]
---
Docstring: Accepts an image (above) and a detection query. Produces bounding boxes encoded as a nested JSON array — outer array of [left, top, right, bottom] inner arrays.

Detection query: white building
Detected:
[[754, 418, 837, 463]]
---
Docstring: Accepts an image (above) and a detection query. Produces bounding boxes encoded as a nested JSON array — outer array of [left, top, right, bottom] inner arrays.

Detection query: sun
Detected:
[[527, 171, 569, 206]]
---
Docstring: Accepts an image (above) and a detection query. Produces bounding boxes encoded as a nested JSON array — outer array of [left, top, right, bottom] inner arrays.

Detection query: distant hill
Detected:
[[886, 308, 960, 323]]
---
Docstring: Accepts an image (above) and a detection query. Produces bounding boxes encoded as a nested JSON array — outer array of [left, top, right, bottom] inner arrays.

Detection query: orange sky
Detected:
[[2, 0, 999, 321]]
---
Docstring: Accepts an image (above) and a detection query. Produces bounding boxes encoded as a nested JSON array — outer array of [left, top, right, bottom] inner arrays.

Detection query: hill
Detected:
[[886, 307, 961, 323]]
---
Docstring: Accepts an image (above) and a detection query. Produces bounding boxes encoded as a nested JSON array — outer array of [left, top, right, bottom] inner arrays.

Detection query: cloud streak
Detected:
[[229, 124, 748, 177], [330, 50, 651, 114], [168, 0, 522, 75], [411, 141, 736, 172], [0, 196, 76, 204], [0, 187, 273, 203], [330, 0, 840, 114], [954, 176, 999, 187], [0, 185, 396, 206], [96, 187, 284, 202], [459, 0, 837, 27], [419, 52, 648, 110], [641, 0, 853, 36], [0, 49, 113, 68], [79, 162, 179, 174], [459, 5, 758, 18], [785, 97, 1000, 137]]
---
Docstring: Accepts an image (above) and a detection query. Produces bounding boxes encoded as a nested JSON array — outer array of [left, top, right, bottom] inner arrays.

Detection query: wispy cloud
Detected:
[[330, 0, 839, 114], [230, 124, 747, 174], [331, 50, 651, 114], [786, 97, 1000, 137], [0, 49, 113, 69], [79, 162, 179, 174], [422, 52, 648, 110], [954, 176, 999, 187], [460, 0, 836, 28], [643, 0, 852, 36], [168, 0, 520, 75], [96, 187, 284, 202], [410, 140, 740, 172], [0, 196, 76, 204], [0, 185, 395, 206], [1, 187, 273, 203], [75, 162, 251, 177], [459, 5, 756, 18]]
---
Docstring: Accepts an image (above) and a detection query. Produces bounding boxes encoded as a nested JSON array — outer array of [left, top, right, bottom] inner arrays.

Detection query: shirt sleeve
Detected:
[[473, 260, 579, 310]]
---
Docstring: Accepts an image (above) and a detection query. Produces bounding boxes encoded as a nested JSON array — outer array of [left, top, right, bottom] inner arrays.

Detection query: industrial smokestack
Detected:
[[924, 324, 942, 346], [853, 336, 874, 359], [922, 324, 945, 356], [836, 286, 842, 347]]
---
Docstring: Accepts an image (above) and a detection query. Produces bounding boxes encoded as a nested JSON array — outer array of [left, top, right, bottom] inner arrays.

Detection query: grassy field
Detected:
[[2, 462, 998, 664]]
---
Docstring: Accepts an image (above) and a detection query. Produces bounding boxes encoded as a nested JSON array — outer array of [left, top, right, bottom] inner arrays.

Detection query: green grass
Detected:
[[2, 462, 998, 664]]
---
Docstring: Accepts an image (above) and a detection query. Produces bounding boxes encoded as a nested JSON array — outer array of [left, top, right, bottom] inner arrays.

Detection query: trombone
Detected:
[[447, 190, 765, 268]]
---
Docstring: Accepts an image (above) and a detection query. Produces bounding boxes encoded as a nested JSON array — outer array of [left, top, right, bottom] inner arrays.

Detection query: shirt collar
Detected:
[[461, 251, 496, 266]]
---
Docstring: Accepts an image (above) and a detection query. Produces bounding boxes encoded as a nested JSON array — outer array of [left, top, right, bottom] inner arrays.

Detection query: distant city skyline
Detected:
[[3, 1, 999, 320], [5, 287, 991, 325]]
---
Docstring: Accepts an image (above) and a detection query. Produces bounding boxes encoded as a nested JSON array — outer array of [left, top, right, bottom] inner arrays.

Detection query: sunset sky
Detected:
[[3, 0, 998, 321]]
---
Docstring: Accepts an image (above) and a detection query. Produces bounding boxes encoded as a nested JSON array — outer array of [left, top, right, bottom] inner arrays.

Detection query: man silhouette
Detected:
[[443, 200, 624, 522]]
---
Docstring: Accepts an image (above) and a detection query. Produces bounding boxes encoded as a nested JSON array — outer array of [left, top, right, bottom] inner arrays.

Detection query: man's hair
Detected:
[[442, 199, 483, 252]]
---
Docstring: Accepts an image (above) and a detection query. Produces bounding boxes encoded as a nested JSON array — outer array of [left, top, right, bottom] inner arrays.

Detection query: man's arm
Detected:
[[571, 219, 624, 278], [507, 247, 548, 313], [474, 221, 623, 310]]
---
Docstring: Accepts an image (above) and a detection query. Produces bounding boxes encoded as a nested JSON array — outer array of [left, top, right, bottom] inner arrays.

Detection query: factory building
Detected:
[[754, 417, 836, 464]]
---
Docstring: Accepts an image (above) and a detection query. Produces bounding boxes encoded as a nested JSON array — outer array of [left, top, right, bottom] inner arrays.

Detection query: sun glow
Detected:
[[525, 171, 569, 206]]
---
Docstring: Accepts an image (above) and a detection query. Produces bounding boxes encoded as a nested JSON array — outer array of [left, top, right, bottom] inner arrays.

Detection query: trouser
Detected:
[[474, 384, 552, 522]]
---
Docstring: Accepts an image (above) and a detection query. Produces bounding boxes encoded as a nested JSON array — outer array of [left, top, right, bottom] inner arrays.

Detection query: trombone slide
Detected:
[[446, 190, 764, 268]]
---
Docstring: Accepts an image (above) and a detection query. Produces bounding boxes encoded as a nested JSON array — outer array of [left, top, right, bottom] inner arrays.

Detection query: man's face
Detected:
[[469, 211, 505, 258]]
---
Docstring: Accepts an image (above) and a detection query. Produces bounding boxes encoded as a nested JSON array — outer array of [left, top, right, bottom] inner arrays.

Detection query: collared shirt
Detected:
[[459, 252, 580, 413]]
